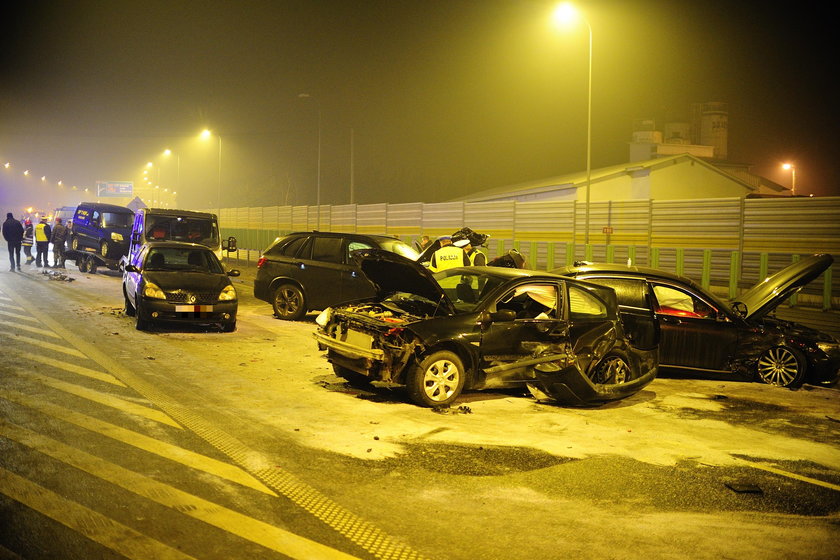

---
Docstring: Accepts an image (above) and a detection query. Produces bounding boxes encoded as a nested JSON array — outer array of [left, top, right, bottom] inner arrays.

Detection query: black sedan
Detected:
[[314, 249, 659, 407], [555, 254, 839, 388], [123, 241, 239, 331]]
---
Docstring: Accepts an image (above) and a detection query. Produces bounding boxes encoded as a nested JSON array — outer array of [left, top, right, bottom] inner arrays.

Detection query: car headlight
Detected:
[[111, 232, 124, 242], [143, 282, 166, 300], [315, 307, 332, 327], [218, 285, 237, 301]]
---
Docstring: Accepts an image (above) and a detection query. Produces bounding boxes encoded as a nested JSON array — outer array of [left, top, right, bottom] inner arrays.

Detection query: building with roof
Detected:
[[449, 153, 789, 203]]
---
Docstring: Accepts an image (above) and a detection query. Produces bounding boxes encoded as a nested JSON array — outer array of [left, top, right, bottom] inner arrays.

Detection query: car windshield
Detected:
[[144, 247, 223, 274], [102, 212, 134, 229], [146, 216, 220, 248], [433, 268, 509, 313]]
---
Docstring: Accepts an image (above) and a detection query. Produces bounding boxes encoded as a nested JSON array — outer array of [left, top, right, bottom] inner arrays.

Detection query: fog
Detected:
[[2, 0, 837, 215]]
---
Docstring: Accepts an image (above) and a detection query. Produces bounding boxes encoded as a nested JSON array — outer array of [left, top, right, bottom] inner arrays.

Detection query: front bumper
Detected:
[[140, 299, 238, 325]]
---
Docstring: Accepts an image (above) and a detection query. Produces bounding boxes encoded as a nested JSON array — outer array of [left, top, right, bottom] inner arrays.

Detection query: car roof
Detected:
[[143, 241, 212, 251], [77, 202, 134, 213], [556, 262, 702, 287], [141, 208, 217, 218], [280, 231, 403, 242]]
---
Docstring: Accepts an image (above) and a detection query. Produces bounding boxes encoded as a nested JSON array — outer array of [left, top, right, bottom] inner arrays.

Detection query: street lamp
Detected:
[[782, 163, 796, 196], [552, 2, 592, 246], [298, 93, 322, 229], [163, 148, 181, 194], [201, 129, 223, 217]]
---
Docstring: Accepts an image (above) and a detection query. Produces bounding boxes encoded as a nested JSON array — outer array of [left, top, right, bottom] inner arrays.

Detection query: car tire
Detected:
[[135, 297, 150, 331], [77, 255, 87, 272], [71, 236, 80, 251], [123, 288, 136, 317], [589, 353, 631, 385], [756, 346, 806, 388], [407, 350, 465, 407], [333, 364, 372, 387], [272, 283, 306, 321], [221, 321, 236, 333], [100, 240, 110, 258]]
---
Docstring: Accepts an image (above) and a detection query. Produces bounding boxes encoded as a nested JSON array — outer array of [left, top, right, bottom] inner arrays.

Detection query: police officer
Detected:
[[429, 236, 469, 272], [34, 217, 52, 267], [457, 238, 487, 266], [22, 219, 34, 265]]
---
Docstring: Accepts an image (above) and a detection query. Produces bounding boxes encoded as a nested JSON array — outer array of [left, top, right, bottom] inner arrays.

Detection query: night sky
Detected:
[[1, 0, 837, 213]]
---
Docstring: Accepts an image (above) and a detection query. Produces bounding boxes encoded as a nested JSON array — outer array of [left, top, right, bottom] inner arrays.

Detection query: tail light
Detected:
[[257, 257, 267, 268]]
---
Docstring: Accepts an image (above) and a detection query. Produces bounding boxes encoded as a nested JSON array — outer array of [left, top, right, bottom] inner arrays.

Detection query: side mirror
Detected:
[[731, 301, 748, 318], [226, 236, 237, 252], [124, 264, 139, 273], [227, 269, 241, 277]]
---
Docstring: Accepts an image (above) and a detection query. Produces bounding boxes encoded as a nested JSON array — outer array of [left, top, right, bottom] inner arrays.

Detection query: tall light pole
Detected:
[[298, 93, 322, 229], [201, 129, 222, 217], [553, 3, 593, 246], [163, 148, 180, 195], [782, 163, 796, 196]]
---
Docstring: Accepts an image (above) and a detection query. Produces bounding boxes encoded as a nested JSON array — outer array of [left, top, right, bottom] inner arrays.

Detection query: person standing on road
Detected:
[[34, 217, 52, 268], [2, 212, 24, 272], [457, 239, 487, 266], [22, 219, 34, 265], [429, 236, 469, 272], [50, 217, 68, 268]]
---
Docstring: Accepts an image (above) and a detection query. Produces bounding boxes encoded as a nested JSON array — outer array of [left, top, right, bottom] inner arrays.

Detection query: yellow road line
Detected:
[[1, 423, 362, 560], [19, 372, 182, 429], [0, 388, 275, 496], [736, 458, 840, 492], [1, 321, 62, 338], [0, 331, 86, 358], [7, 349, 127, 387], [0, 308, 40, 323], [0, 466, 198, 560]]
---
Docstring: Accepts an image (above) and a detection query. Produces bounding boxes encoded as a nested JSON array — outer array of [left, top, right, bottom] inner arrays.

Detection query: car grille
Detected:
[[165, 291, 218, 304]]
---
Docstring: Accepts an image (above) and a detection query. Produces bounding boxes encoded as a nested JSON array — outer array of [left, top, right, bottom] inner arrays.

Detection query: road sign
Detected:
[[96, 181, 133, 197]]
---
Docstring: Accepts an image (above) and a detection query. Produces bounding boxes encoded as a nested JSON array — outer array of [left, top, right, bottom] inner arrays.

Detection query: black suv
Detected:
[[254, 231, 420, 320]]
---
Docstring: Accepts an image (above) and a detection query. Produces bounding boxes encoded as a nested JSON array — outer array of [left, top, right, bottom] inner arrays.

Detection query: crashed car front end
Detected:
[[314, 302, 427, 384]]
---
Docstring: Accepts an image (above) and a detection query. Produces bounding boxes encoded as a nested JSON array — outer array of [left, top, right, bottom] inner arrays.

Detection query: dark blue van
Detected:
[[70, 202, 134, 259]]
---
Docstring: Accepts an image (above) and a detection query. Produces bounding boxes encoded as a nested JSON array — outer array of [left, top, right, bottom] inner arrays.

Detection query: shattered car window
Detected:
[[434, 270, 507, 313], [652, 284, 716, 318], [496, 284, 559, 319]]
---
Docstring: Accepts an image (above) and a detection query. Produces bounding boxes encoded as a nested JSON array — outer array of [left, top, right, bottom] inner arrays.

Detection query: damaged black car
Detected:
[[314, 249, 659, 407], [556, 253, 839, 388]]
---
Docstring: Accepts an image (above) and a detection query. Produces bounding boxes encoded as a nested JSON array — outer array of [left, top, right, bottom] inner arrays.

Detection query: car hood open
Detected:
[[732, 253, 833, 320], [354, 249, 455, 313]]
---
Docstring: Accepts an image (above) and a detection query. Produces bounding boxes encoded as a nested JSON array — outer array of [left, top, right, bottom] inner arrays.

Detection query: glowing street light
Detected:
[[552, 2, 593, 246], [782, 163, 796, 196]]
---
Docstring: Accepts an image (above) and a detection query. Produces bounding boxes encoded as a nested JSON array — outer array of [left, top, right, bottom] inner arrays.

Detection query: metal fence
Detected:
[[206, 196, 840, 309]]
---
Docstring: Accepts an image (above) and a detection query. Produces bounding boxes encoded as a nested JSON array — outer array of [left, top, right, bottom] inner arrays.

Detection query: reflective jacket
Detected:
[[430, 245, 469, 272], [23, 224, 34, 246], [467, 249, 487, 266], [35, 222, 51, 242]]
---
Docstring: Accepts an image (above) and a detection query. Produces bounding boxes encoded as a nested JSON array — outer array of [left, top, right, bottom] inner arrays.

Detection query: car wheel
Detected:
[[100, 240, 110, 258], [71, 236, 80, 251], [220, 321, 236, 333], [407, 350, 465, 407], [123, 288, 136, 317], [272, 283, 306, 320], [135, 298, 150, 331], [333, 363, 372, 387], [756, 346, 806, 388], [589, 354, 631, 385], [77, 255, 88, 272]]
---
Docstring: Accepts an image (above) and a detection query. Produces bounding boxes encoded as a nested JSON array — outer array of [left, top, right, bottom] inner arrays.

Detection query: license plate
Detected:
[[175, 305, 214, 312]]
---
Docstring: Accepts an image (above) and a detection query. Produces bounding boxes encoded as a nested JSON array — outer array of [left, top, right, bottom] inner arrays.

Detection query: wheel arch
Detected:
[[269, 276, 307, 304]]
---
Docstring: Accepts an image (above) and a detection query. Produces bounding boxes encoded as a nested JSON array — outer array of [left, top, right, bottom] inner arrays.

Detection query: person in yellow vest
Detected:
[[429, 236, 469, 272], [34, 217, 52, 268], [454, 238, 487, 266]]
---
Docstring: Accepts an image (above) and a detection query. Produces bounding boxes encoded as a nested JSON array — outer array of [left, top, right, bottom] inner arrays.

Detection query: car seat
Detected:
[[148, 252, 165, 268]]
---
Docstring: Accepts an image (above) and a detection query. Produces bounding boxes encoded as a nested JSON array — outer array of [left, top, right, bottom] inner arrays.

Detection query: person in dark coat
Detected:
[[22, 219, 34, 265], [50, 217, 69, 268], [2, 212, 24, 271]]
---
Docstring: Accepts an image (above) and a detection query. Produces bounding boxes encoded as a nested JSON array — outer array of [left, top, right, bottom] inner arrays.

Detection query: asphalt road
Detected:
[[1, 261, 838, 560]]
